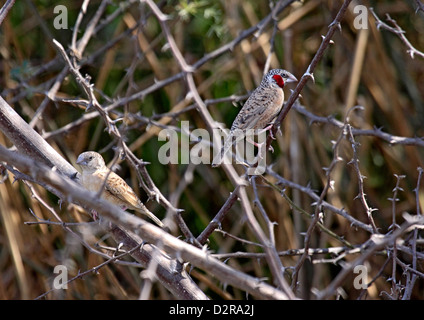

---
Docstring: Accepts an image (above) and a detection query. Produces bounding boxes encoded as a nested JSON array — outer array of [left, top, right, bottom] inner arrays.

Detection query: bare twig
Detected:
[[197, 186, 240, 245], [293, 104, 424, 147], [346, 124, 378, 233], [317, 214, 424, 299], [370, 8, 424, 59], [0, 97, 79, 179], [402, 167, 424, 299], [291, 110, 347, 290], [0, 145, 291, 300], [267, 0, 353, 148], [266, 167, 374, 233], [0, 0, 15, 26], [387, 174, 405, 298], [35, 242, 144, 300]]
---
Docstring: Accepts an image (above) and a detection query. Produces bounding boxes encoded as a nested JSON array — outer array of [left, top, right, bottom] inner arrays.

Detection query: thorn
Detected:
[[161, 42, 170, 52], [392, 186, 404, 192], [329, 21, 342, 32], [321, 35, 335, 45], [111, 117, 124, 124], [394, 174, 406, 179], [304, 68, 315, 83]]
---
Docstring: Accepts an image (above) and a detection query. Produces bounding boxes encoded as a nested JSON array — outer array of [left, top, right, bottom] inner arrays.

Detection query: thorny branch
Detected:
[[0, 145, 289, 300], [346, 123, 378, 233], [267, 0, 353, 146], [370, 8, 424, 59], [144, 0, 296, 298], [290, 112, 347, 290], [317, 214, 424, 299]]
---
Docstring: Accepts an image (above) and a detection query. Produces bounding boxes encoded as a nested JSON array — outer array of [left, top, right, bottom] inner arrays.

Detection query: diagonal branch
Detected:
[[267, 0, 353, 149]]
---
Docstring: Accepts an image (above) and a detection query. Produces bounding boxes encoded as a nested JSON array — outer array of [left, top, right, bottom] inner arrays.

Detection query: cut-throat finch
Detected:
[[76, 151, 164, 228], [212, 68, 297, 167]]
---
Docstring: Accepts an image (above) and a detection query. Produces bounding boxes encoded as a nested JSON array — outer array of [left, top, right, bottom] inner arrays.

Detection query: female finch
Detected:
[[76, 151, 164, 227]]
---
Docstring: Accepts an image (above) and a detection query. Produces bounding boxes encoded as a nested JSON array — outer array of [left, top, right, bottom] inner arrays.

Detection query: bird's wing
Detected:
[[97, 170, 141, 209], [95, 170, 164, 228], [231, 91, 270, 130], [232, 86, 284, 131]]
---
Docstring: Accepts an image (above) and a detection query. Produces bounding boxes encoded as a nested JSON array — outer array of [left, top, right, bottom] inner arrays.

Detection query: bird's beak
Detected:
[[76, 156, 85, 166], [286, 72, 298, 84]]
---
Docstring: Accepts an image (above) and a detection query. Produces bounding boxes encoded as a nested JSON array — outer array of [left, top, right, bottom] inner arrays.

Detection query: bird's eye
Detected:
[[89, 156, 93, 160]]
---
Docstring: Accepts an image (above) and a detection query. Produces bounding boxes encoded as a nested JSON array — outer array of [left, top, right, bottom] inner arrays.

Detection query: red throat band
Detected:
[[272, 74, 284, 88]]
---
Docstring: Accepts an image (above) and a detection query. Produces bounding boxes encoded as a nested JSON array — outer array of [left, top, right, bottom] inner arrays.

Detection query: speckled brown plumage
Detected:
[[212, 69, 297, 167]]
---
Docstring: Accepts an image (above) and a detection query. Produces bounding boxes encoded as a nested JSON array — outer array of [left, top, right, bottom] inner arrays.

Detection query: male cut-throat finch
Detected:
[[212, 69, 297, 167]]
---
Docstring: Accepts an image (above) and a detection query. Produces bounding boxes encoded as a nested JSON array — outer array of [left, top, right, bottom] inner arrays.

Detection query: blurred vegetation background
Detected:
[[0, 0, 423, 299]]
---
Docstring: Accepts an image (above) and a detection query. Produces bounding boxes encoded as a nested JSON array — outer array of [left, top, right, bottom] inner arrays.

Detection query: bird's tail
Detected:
[[137, 203, 164, 228]]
